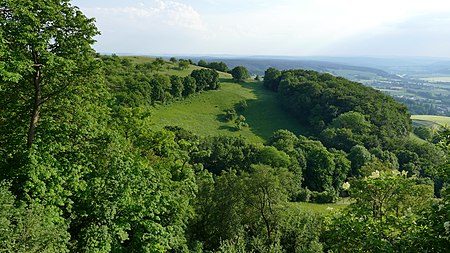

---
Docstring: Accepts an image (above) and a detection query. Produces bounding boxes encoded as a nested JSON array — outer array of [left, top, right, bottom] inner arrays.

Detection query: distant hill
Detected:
[[185, 57, 393, 78]]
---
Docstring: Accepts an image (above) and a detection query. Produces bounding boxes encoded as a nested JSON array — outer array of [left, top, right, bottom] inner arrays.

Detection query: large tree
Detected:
[[0, 0, 99, 149]]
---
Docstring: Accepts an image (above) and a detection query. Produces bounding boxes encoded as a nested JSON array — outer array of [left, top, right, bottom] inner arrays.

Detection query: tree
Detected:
[[182, 76, 197, 97], [242, 165, 294, 247], [197, 59, 208, 67], [331, 111, 372, 134], [152, 57, 165, 72], [170, 75, 184, 98], [169, 57, 177, 64], [178, 59, 190, 70], [324, 170, 434, 252], [0, 182, 70, 252], [208, 61, 230, 72], [413, 126, 433, 141], [231, 66, 250, 82], [190, 69, 219, 91], [0, 0, 99, 149], [348, 145, 375, 176], [263, 67, 281, 91], [299, 138, 336, 192]]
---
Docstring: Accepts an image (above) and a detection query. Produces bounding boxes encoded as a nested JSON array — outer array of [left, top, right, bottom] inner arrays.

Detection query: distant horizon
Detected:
[[74, 0, 450, 58], [99, 52, 450, 61]]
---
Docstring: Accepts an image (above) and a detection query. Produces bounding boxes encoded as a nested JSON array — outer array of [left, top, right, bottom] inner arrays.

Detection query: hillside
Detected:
[[149, 78, 308, 143], [3, 2, 450, 252], [106, 56, 308, 143], [183, 56, 396, 81]]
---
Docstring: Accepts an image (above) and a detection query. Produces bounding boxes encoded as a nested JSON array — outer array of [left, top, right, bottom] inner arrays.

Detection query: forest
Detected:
[[0, 1, 450, 252]]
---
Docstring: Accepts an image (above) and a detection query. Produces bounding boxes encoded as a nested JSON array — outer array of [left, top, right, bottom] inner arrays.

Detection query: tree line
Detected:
[[101, 55, 220, 107]]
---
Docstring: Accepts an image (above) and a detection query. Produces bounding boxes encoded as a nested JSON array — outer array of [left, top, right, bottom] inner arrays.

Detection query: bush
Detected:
[[224, 109, 237, 122], [295, 187, 311, 202], [235, 100, 247, 113], [310, 189, 337, 203]]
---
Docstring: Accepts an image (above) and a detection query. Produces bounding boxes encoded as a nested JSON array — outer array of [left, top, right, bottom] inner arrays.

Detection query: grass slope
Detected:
[[122, 56, 207, 77], [411, 115, 450, 127], [148, 78, 308, 143]]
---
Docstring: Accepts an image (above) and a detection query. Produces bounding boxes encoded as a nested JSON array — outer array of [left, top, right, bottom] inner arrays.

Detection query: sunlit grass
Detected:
[[411, 115, 450, 127], [148, 78, 308, 143]]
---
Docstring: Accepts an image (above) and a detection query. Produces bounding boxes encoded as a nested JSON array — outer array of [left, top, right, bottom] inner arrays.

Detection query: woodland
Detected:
[[0, 1, 449, 252]]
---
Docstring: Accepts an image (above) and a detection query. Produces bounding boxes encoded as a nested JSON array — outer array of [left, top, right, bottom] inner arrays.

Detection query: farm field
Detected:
[[411, 114, 450, 127], [420, 76, 450, 82]]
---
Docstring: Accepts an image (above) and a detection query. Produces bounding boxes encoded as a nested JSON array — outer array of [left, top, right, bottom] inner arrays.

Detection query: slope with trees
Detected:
[[264, 68, 412, 151], [1, 1, 450, 252]]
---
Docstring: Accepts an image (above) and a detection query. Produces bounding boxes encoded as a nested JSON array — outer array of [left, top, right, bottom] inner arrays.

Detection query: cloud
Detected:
[[93, 0, 206, 31], [74, 0, 450, 56], [319, 12, 450, 57]]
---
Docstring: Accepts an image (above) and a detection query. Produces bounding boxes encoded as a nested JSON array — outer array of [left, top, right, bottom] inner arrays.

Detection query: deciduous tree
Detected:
[[0, 0, 99, 149], [231, 66, 250, 82]]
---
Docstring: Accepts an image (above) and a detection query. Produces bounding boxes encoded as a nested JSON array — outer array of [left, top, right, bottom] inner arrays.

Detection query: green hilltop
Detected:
[[121, 56, 308, 143]]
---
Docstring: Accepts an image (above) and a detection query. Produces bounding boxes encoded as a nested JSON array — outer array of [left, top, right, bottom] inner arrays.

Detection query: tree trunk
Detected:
[[27, 63, 42, 149]]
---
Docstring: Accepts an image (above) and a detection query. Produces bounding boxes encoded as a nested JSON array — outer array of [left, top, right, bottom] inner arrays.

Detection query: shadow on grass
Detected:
[[218, 125, 237, 132], [219, 78, 232, 83], [216, 113, 229, 123], [240, 82, 309, 141]]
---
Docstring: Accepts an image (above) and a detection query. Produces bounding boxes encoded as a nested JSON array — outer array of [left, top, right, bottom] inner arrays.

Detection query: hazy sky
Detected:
[[72, 0, 450, 57]]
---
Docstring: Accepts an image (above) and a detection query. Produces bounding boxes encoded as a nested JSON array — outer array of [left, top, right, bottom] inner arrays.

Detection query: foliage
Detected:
[[264, 69, 412, 150], [414, 187, 450, 252], [197, 60, 230, 72], [190, 68, 220, 91], [192, 135, 258, 174], [231, 66, 250, 82], [234, 115, 249, 130], [413, 126, 433, 140], [0, 182, 70, 252], [324, 170, 434, 252], [71, 133, 196, 252], [189, 166, 322, 252], [2, 1, 449, 251], [0, 0, 100, 150], [263, 68, 281, 91], [178, 59, 190, 70]]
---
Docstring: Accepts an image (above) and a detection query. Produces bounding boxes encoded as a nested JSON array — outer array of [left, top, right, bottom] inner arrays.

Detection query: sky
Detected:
[[72, 0, 450, 57]]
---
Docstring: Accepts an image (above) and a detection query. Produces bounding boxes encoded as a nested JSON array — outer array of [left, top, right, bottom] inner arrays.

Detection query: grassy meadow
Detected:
[[411, 115, 450, 127], [148, 79, 308, 143], [116, 56, 307, 143]]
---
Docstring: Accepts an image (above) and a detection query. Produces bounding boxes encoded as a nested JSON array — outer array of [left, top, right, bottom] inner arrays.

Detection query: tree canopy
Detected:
[[231, 66, 250, 82], [1, 1, 449, 252], [263, 68, 412, 150]]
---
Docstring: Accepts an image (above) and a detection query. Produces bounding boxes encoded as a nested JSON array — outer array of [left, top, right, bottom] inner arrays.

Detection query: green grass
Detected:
[[122, 56, 209, 77], [148, 79, 308, 143], [120, 55, 308, 143], [408, 132, 427, 144], [122, 55, 231, 78], [411, 115, 450, 127]]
